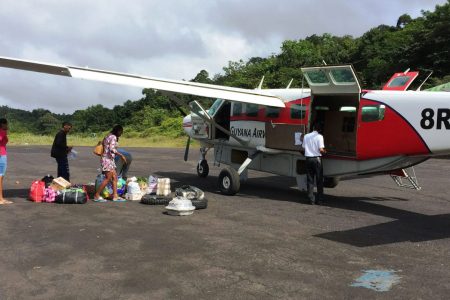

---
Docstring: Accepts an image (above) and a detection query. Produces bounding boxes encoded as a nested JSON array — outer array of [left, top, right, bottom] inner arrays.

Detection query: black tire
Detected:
[[197, 160, 209, 178], [191, 198, 208, 209], [218, 166, 240, 195], [141, 194, 171, 205], [324, 177, 339, 188]]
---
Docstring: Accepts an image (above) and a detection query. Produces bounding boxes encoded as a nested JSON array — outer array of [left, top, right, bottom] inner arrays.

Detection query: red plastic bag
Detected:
[[29, 180, 45, 202]]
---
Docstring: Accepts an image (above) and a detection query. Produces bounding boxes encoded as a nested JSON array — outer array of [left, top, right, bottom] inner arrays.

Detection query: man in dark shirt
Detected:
[[51, 122, 72, 181]]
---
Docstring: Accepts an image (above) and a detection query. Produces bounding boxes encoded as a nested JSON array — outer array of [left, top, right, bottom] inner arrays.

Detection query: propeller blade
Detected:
[[184, 136, 191, 161]]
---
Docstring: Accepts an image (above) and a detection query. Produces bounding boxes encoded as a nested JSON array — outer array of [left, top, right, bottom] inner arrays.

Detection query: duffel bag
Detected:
[[55, 188, 87, 204], [174, 185, 207, 209]]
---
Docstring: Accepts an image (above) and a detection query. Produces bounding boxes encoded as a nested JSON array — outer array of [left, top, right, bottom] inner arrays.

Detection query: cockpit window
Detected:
[[362, 105, 385, 122]]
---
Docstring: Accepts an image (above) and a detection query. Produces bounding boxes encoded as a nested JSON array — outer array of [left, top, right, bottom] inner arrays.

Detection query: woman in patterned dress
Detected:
[[94, 125, 127, 202]]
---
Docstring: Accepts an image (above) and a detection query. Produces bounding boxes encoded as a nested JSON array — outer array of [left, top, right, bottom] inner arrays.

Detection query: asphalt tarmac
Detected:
[[1, 146, 449, 299]]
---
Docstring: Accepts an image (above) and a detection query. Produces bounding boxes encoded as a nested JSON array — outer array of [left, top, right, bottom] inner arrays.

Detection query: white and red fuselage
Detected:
[[184, 86, 449, 180]]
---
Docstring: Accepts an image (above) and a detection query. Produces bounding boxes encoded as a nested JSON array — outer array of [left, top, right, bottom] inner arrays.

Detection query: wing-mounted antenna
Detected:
[[416, 71, 433, 91], [403, 68, 411, 74], [286, 79, 293, 89], [256, 76, 265, 90]]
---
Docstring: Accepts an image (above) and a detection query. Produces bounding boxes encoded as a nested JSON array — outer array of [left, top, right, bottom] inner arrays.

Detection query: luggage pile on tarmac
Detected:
[[27, 174, 208, 215], [29, 175, 88, 204]]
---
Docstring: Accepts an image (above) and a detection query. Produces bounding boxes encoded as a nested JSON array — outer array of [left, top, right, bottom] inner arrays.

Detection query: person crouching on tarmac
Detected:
[[115, 149, 132, 179], [302, 123, 326, 205], [94, 125, 127, 202]]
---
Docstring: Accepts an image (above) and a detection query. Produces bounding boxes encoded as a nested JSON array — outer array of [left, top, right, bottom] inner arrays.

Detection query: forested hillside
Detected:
[[1, 1, 449, 139]]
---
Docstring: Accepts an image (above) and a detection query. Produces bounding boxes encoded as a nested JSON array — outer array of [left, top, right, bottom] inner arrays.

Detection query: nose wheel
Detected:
[[197, 159, 209, 178]]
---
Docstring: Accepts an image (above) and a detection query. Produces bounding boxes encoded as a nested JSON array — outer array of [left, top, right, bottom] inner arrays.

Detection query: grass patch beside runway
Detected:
[[8, 132, 191, 148]]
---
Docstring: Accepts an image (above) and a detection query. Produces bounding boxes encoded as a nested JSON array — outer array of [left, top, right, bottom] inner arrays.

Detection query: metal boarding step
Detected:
[[214, 140, 225, 167], [390, 167, 421, 190]]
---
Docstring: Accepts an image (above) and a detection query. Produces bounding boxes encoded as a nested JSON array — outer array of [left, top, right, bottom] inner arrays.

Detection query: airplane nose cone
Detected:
[[182, 114, 192, 135]]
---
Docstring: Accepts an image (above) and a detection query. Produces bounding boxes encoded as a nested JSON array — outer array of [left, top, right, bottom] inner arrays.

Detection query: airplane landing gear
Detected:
[[218, 166, 240, 195], [197, 160, 209, 178]]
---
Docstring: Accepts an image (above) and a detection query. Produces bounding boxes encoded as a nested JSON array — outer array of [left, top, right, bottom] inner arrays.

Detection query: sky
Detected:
[[0, 0, 447, 114]]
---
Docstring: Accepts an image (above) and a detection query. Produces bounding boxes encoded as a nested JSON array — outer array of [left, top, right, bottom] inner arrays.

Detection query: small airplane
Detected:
[[1, 56, 449, 195]]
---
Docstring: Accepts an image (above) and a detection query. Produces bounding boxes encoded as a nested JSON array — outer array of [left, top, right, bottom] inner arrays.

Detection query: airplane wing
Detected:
[[0, 56, 285, 108]]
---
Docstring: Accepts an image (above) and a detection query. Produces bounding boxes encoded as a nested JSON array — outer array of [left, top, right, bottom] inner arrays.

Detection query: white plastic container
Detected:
[[165, 196, 195, 216], [126, 181, 142, 201]]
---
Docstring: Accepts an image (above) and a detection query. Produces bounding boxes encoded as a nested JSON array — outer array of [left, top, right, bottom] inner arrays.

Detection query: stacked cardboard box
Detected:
[[157, 178, 171, 196]]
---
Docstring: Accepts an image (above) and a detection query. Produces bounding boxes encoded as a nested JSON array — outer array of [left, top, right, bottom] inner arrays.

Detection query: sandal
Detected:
[[93, 197, 107, 203], [112, 197, 126, 202], [0, 199, 12, 205]]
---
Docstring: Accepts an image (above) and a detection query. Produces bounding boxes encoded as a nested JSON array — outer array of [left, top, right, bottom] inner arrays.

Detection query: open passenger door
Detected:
[[301, 65, 361, 156]]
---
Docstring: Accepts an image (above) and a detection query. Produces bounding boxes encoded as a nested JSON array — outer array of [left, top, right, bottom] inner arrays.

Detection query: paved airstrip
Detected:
[[1, 146, 449, 299]]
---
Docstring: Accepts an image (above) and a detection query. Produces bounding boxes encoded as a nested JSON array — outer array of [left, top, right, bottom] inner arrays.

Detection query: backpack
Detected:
[[29, 181, 46, 202]]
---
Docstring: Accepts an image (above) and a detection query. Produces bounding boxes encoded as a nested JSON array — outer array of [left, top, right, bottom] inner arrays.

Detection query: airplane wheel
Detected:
[[197, 160, 209, 178], [218, 166, 240, 195]]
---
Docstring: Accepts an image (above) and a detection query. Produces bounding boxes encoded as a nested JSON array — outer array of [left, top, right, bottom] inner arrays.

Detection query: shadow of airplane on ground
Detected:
[[314, 195, 450, 247], [156, 171, 450, 247]]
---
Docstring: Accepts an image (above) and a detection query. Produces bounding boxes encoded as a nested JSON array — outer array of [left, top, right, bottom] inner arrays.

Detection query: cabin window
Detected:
[[339, 106, 357, 112], [266, 107, 280, 118], [246, 104, 259, 117], [291, 104, 306, 119], [330, 69, 356, 84], [362, 105, 385, 122], [388, 76, 410, 87], [232, 103, 243, 116], [304, 69, 329, 85]]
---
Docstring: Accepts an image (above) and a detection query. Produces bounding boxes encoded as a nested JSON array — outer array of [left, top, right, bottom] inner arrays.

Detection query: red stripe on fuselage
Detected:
[[357, 98, 430, 159]]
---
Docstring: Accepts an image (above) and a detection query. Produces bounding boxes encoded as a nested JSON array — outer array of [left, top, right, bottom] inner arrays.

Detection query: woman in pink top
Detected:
[[0, 118, 12, 204]]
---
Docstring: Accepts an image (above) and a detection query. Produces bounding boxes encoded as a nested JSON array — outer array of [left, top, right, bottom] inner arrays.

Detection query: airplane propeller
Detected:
[[184, 136, 191, 162]]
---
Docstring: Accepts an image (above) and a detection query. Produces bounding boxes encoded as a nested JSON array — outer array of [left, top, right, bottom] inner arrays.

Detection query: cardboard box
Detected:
[[50, 177, 71, 191], [265, 123, 306, 151]]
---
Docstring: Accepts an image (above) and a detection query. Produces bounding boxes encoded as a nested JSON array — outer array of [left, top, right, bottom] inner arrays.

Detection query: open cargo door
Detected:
[[301, 65, 361, 157]]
